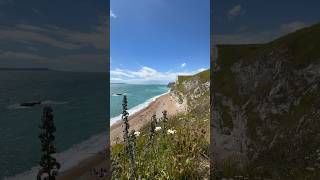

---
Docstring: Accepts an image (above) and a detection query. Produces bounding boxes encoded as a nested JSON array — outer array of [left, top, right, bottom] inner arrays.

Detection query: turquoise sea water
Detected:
[[0, 70, 108, 179], [110, 83, 169, 124], [0, 71, 168, 179]]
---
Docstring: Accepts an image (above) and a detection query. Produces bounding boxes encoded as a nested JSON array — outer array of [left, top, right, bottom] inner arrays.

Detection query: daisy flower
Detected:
[[167, 129, 177, 134], [155, 126, 162, 131], [134, 131, 141, 137]]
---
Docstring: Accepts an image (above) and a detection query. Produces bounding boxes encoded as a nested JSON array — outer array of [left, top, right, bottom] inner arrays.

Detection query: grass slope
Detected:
[[213, 23, 320, 179], [111, 70, 210, 179]]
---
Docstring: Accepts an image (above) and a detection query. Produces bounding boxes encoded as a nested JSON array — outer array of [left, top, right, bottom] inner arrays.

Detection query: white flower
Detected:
[[167, 129, 177, 135], [155, 126, 162, 131], [134, 131, 140, 137]]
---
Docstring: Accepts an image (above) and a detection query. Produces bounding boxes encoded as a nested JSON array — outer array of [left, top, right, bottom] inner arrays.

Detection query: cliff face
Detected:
[[212, 23, 320, 177], [171, 70, 210, 115]]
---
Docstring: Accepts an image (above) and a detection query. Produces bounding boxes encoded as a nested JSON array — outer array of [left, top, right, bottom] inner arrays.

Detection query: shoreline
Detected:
[[110, 92, 179, 144], [110, 89, 170, 126], [57, 92, 181, 179]]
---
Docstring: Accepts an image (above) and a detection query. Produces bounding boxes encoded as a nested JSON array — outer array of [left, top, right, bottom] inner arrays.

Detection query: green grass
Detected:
[[111, 112, 210, 179], [174, 69, 210, 94], [216, 44, 263, 67], [269, 23, 320, 66], [212, 22, 320, 180], [111, 68, 211, 179]]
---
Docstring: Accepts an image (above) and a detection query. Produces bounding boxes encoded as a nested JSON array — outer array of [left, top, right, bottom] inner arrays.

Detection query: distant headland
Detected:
[[0, 68, 53, 71]]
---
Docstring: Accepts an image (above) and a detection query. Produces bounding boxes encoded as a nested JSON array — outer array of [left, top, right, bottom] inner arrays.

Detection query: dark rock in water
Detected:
[[116, 93, 123, 96], [20, 101, 41, 107]]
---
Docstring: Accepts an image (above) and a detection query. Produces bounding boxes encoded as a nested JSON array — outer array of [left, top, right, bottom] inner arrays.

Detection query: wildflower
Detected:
[[155, 126, 162, 131], [167, 129, 176, 135], [134, 131, 140, 137]]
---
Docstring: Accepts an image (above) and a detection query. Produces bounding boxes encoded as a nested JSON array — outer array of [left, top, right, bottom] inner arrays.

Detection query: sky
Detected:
[[0, 0, 108, 72], [110, 0, 210, 84], [214, 0, 320, 44]]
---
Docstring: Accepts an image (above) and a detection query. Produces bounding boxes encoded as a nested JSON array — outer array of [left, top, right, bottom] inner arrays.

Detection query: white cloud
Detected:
[[110, 66, 207, 84], [228, 5, 243, 18], [197, 68, 207, 72], [0, 28, 81, 49], [0, 50, 46, 60], [111, 68, 135, 78], [0, 15, 108, 50], [111, 77, 123, 81], [0, 16, 108, 72], [280, 21, 307, 33], [110, 10, 117, 18], [180, 63, 186, 68]]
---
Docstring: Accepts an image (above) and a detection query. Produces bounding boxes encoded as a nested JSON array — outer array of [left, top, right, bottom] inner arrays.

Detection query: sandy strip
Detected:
[[57, 93, 179, 180], [110, 93, 179, 144]]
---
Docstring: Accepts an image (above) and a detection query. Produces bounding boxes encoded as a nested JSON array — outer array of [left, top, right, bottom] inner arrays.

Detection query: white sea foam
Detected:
[[6, 104, 31, 110], [110, 89, 170, 126], [112, 93, 129, 97], [4, 132, 107, 180]]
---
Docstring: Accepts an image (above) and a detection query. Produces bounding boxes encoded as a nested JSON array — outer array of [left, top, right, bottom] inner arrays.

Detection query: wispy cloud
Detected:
[[0, 27, 81, 49], [180, 62, 186, 68], [228, 5, 243, 18], [0, 18, 108, 72], [0, 16, 108, 50], [0, 50, 46, 60], [111, 66, 206, 84], [110, 10, 117, 18]]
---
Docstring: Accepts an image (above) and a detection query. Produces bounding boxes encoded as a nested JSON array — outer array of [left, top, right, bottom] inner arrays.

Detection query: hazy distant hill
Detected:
[[0, 68, 52, 71], [212, 23, 320, 179]]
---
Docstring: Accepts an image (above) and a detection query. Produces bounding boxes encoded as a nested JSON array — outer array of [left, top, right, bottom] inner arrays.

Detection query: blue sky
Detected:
[[110, 0, 210, 84], [0, 0, 108, 72], [214, 0, 320, 44]]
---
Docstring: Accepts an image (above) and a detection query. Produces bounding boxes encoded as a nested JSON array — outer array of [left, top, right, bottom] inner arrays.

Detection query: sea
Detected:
[[110, 83, 169, 125], [0, 70, 168, 179]]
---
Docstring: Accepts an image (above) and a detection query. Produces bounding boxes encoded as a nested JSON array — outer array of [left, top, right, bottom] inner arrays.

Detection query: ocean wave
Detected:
[[110, 90, 170, 125], [4, 132, 107, 180]]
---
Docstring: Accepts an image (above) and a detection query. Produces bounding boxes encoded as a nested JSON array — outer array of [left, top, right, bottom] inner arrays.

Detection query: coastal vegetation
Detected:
[[111, 70, 210, 179], [37, 107, 60, 180], [212, 23, 320, 179]]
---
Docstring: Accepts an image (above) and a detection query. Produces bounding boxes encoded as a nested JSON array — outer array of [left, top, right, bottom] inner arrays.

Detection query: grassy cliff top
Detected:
[[216, 22, 320, 67], [176, 69, 210, 84]]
